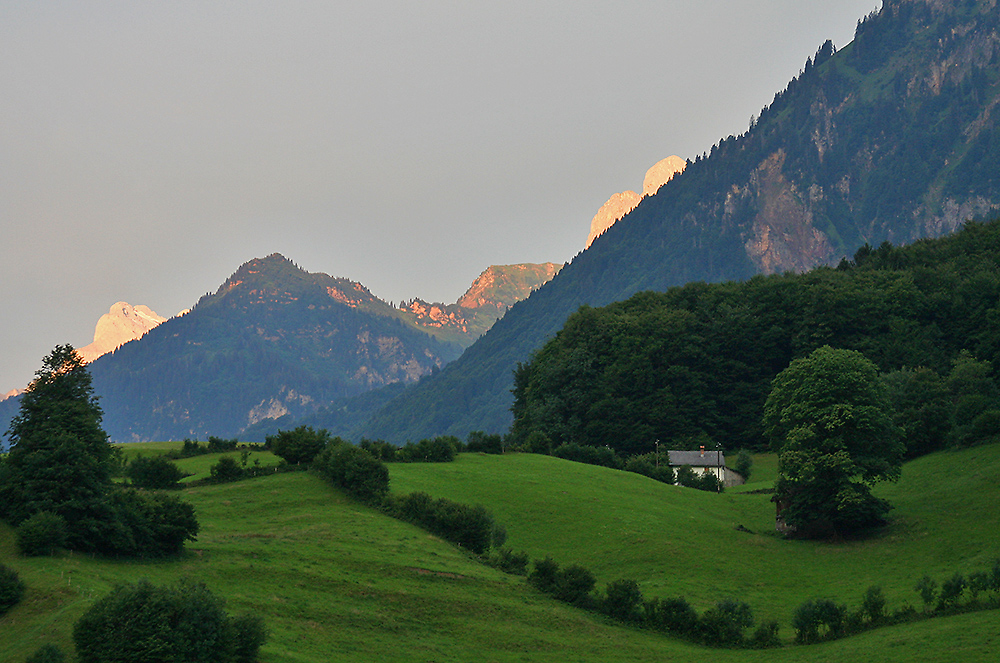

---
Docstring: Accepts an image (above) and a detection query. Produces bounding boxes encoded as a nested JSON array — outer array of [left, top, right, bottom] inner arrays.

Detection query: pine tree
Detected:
[[0, 345, 117, 547]]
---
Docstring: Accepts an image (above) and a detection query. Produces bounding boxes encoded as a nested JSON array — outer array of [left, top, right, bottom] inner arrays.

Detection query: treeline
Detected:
[[511, 219, 1000, 457]]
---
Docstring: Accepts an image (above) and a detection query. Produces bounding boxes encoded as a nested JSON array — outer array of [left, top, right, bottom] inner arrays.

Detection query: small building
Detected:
[[667, 447, 744, 487]]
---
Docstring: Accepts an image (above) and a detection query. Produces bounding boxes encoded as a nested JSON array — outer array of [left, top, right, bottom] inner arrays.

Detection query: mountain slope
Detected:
[[361, 0, 1000, 442], [87, 254, 462, 442]]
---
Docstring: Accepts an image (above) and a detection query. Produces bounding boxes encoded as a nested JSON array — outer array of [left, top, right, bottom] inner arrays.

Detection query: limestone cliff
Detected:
[[586, 156, 686, 249], [77, 302, 168, 363]]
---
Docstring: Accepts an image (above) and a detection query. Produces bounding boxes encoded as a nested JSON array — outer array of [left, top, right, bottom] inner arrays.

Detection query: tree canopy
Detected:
[[763, 346, 904, 536]]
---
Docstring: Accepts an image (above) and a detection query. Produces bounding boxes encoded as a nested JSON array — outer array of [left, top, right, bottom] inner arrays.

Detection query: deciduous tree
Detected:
[[763, 346, 903, 536]]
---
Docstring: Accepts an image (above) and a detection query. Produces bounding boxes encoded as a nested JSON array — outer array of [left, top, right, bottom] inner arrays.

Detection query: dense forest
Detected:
[[510, 218, 1000, 457]]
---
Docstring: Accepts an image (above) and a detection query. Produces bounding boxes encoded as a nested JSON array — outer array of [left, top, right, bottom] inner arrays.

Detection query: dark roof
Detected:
[[667, 450, 726, 467]]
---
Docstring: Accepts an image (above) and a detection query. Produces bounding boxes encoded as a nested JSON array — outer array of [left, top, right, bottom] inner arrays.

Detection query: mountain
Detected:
[[585, 156, 686, 249], [0, 255, 560, 444], [398, 263, 562, 346], [76, 302, 169, 363], [77, 254, 461, 441], [359, 0, 1000, 442]]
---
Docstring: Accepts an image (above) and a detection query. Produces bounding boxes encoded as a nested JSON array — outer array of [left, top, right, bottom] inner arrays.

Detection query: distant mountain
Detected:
[[76, 302, 169, 363], [585, 156, 686, 249], [360, 0, 1000, 442], [71, 254, 459, 441], [399, 263, 561, 346], [0, 255, 560, 443]]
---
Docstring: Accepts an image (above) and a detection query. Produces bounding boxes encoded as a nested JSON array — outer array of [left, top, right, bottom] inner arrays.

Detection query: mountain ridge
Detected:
[[357, 0, 1000, 443]]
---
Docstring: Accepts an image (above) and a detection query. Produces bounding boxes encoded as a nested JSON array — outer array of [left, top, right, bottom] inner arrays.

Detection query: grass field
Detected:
[[1, 444, 998, 661]]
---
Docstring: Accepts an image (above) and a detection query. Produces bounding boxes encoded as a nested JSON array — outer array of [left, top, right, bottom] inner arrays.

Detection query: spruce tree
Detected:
[[0, 345, 116, 547]]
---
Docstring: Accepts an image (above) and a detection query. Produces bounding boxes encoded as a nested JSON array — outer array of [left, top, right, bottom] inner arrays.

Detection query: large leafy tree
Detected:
[[763, 346, 904, 537], [0, 345, 116, 543]]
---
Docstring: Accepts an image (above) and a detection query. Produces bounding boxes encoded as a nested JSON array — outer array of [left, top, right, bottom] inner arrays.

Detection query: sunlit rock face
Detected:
[[77, 302, 167, 363], [586, 156, 686, 249]]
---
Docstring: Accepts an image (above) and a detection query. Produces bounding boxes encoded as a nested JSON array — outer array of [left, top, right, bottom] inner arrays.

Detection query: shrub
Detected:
[[748, 620, 780, 648], [26, 645, 65, 663], [94, 489, 199, 557], [398, 436, 458, 463], [126, 455, 185, 489], [551, 564, 596, 608], [386, 491, 504, 554], [699, 599, 754, 647], [938, 572, 966, 609], [209, 456, 245, 483], [603, 579, 643, 622], [528, 557, 560, 594], [0, 563, 26, 616], [488, 548, 529, 575], [266, 426, 331, 465], [861, 585, 887, 624], [16, 511, 68, 556], [73, 579, 265, 663], [733, 449, 753, 480], [624, 454, 675, 484], [645, 596, 698, 635], [792, 598, 846, 643], [466, 431, 504, 454], [313, 444, 389, 503], [915, 575, 938, 609], [207, 436, 238, 452], [358, 438, 398, 461]]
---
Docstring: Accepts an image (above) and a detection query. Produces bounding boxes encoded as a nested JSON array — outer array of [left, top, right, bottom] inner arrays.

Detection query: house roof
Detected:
[[667, 450, 726, 467]]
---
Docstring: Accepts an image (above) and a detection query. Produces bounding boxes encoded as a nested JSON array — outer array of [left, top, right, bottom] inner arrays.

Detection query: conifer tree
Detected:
[[0, 345, 116, 545]]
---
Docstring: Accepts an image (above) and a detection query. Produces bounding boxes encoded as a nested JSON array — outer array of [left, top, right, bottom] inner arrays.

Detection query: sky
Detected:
[[0, 0, 882, 393]]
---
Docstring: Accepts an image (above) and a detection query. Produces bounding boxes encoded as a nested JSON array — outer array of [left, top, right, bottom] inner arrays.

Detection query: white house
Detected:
[[667, 447, 744, 487]]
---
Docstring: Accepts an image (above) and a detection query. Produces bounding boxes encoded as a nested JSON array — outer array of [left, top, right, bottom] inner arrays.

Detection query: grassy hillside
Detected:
[[389, 446, 1000, 621], [1, 444, 998, 661]]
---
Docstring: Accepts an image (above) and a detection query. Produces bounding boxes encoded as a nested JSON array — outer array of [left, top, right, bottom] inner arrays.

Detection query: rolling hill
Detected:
[[2, 442, 998, 661]]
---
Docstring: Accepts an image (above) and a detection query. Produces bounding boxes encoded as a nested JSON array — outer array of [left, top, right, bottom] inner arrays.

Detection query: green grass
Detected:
[[2, 446, 999, 661], [389, 446, 1000, 622]]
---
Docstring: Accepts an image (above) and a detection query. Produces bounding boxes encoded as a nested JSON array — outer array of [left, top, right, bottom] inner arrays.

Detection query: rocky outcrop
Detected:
[[77, 302, 168, 363], [400, 263, 561, 345], [586, 156, 686, 249]]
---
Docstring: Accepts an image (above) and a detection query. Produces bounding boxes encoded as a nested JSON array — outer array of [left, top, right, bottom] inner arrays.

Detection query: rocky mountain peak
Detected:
[[586, 156, 686, 249], [77, 302, 168, 363]]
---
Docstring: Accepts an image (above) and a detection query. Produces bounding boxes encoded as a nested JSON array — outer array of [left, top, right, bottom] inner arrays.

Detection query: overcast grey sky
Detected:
[[1, 1, 880, 392]]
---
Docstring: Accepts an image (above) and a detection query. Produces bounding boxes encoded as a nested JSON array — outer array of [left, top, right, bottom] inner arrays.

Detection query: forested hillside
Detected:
[[86, 255, 463, 442], [511, 218, 1000, 456], [361, 0, 1000, 443]]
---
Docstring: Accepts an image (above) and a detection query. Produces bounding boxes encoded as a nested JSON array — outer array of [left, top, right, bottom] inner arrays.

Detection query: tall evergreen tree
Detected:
[[1, 345, 116, 545]]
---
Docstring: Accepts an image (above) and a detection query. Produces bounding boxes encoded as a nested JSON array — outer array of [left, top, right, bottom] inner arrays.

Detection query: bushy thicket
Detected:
[[125, 455, 185, 489], [16, 511, 67, 556], [73, 579, 266, 663], [312, 442, 389, 503], [266, 426, 332, 465], [790, 561, 1000, 645], [385, 491, 506, 555], [523, 556, 777, 648], [0, 563, 25, 616]]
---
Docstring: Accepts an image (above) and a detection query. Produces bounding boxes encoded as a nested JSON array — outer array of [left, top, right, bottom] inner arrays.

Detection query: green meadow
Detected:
[[1, 442, 998, 662]]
